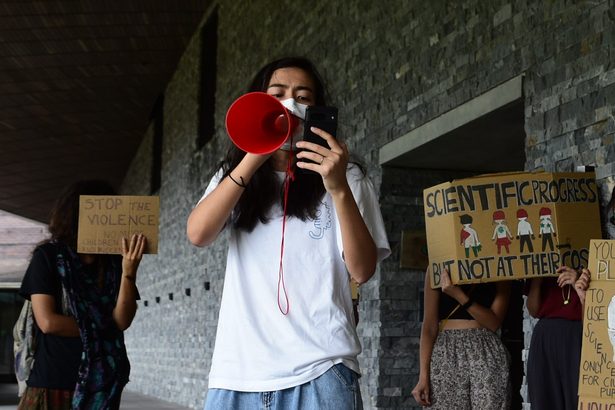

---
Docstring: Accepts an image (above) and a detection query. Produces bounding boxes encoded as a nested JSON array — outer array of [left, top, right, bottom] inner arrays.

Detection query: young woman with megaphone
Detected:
[[187, 56, 390, 410]]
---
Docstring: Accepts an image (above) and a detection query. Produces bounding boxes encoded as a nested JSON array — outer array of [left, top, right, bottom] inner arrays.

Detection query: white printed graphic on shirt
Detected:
[[309, 201, 332, 240]]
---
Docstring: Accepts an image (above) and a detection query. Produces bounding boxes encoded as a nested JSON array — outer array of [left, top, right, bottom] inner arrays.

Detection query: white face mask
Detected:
[[279, 98, 307, 151]]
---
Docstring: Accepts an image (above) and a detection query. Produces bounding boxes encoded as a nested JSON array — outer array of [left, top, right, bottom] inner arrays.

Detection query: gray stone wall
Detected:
[[121, 123, 153, 197], [120, 0, 615, 408]]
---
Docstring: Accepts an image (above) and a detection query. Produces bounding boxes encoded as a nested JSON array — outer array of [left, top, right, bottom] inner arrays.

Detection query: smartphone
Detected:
[[300, 106, 338, 170]]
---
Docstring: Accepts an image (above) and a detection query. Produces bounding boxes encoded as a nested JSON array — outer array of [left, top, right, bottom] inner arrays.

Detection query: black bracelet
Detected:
[[461, 298, 474, 310], [228, 174, 247, 188]]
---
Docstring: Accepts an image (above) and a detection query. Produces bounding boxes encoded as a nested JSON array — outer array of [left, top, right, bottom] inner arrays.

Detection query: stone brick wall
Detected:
[[120, 1, 615, 408]]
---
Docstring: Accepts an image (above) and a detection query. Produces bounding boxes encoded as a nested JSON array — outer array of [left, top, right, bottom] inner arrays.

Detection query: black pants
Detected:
[[527, 318, 582, 410], [542, 233, 554, 252], [519, 235, 534, 253]]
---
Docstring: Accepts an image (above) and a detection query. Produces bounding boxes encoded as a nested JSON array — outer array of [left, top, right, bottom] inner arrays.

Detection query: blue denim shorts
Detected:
[[204, 363, 363, 410]]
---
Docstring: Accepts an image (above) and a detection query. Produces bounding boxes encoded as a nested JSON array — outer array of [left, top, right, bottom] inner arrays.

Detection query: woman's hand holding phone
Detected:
[[296, 127, 349, 194], [302, 106, 338, 150]]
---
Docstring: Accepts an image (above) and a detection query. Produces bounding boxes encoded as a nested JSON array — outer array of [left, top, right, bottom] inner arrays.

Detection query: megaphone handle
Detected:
[[273, 114, 290, 133]]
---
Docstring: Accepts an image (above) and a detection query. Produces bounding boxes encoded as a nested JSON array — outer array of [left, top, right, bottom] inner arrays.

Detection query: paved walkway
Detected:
[[120, 389, 192, 410], [0, 383, 192, 410]]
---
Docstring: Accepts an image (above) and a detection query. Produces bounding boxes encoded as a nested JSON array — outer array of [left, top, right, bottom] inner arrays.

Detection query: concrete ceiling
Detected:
[[0, 1, 208, 222]]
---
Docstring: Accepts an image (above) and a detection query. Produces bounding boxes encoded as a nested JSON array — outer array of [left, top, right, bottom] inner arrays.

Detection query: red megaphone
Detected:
[[225, 92, 300, 154]]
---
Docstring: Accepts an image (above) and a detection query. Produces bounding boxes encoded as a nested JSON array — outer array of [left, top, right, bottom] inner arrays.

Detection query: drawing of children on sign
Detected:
[[516, 209, 534, 253], [609, 295, 615, 362], [459, 214, 481, 258], [491, 210, 513, 254], [538, 207, 557, 252]]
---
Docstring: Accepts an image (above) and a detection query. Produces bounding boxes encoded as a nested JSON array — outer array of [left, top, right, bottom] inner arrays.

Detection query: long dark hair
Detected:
[[222, 57, 329, 231], [48, 180, 116, 249]]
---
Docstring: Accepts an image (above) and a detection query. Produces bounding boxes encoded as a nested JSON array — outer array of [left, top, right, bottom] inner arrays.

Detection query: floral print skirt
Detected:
[[429, 328, 511, 410]]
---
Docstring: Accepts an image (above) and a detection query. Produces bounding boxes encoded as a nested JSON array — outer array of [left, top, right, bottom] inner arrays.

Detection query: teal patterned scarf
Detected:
[[55, 242, 129, 410]]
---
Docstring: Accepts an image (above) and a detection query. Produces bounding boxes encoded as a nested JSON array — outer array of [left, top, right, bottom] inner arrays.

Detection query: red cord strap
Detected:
[[277, 150, 295, 315]]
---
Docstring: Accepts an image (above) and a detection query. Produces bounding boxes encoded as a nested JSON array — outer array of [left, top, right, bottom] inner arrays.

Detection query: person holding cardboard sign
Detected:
[[17, 180, 146, 410], [525, 265, 591, 410], [187, 57, 390, 409], [412, 269, 511, 409]]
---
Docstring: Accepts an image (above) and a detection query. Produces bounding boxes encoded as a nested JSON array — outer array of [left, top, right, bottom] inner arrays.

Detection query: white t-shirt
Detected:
[[199, 164, 390, 392], [517, 219, 533, 236]]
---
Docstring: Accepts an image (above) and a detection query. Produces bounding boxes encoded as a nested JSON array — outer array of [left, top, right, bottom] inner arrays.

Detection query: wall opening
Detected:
[[379, 75, 526, 409]]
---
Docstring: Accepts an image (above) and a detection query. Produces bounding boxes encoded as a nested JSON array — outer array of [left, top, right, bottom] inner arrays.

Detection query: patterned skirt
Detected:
[[17, 387, 73, 410], [429, 328, 511, 410]]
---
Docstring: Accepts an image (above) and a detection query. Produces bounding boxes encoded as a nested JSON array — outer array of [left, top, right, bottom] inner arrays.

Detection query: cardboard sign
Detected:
[[578, 240, 615, 408], [77, 195, 159, 254], [423, 172, 601, 287]]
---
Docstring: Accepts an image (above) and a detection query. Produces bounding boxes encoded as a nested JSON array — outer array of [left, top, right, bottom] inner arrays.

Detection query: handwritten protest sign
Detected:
[[423, 172, 601, 287], [77, 195, 159, 254], [578, 240, 615, 409]]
